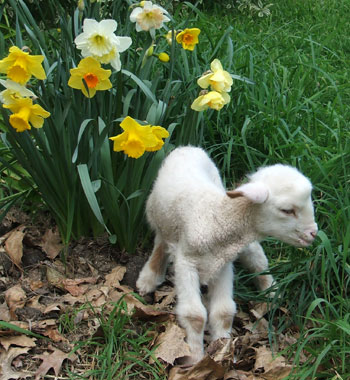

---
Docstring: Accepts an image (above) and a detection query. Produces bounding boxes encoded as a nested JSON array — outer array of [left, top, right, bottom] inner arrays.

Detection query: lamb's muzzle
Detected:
[[137, 146, 318, 364]]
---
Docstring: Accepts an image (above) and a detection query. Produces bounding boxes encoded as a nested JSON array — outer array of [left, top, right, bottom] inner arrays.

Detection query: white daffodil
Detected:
[[74, 18, 132, 71], [130, 1, 170, 33], [0, 79, 36, 105]]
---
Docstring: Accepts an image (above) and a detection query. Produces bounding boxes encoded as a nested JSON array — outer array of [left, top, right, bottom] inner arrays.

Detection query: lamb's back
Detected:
[[146, 147, 225, 239]]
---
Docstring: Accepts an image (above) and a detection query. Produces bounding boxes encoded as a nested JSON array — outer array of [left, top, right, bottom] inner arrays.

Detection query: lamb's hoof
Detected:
[[136, 275, 157, 296]]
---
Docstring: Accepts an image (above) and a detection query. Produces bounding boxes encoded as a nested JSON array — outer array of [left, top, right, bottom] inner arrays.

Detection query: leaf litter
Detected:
[[0, 210, 301, 379]]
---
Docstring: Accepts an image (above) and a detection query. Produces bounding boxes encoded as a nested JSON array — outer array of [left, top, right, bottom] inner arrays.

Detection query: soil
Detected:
[[0, 208, 298, 380]]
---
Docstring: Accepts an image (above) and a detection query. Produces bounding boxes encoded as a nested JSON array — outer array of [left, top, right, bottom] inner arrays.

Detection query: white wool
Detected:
[[137, 146, 317, 364]]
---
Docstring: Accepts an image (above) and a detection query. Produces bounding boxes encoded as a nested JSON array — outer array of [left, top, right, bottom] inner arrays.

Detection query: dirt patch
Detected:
[[0, 208, 299, 380]]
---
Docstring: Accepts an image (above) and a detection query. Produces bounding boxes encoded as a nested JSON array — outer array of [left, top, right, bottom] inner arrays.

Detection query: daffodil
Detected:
[[0, 46, 46, 85], [158, 52, 170, 62], [74, 19, 132, 71], [176, 28, 200, 51], [130, 1, 170, 33], [191, 90, 230, 112], [197, 59, 233, 93], [68, 57, 112, 98], [165, 30, 175, 45], [109, 116, 168, 158], [0, 79, 36, 105], [146, 126, 169, 151], [3, 97, 50, 132]]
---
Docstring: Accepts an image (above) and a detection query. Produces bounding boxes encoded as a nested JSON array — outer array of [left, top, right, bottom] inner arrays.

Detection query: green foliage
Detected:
[[0, 0, 236, 250], [66, 299, 166, 380]]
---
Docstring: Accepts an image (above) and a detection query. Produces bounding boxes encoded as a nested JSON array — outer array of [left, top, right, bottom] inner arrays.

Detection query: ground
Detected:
[[0, 208, 299, 380]]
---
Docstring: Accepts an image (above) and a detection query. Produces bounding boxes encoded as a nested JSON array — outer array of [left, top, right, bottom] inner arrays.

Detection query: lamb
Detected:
[[137, 146, 318, 363]]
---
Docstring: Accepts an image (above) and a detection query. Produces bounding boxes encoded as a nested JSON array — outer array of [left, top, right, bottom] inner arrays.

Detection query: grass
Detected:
[[198, 0, 350, 378], [60, 300, 166, 380]]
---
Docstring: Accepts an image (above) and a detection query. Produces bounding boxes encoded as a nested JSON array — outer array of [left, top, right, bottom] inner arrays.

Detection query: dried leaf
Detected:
[[254, 346, 292, 380], [0, 302, 11, 322], [39, 228, 63, 259], [4, 226, 26, 269], [46, 266, 66, 290], [62, 277, 97, 296], [0, 335, 36, 351], [133, 305, 173, 323], [168, 355, 225, 380], [34, 348, 77, 380], [0, 347, 31, 380], [153, 321, 191, 365], [104, 265, 126, 288], [4, 285, 26, 319]]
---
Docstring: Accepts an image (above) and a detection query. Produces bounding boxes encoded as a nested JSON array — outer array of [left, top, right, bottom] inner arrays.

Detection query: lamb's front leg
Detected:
[[136, 234, 168, 295], [174, 254, 207, 364], [208, 262, 237, 341], [237, 241, 274, 292]]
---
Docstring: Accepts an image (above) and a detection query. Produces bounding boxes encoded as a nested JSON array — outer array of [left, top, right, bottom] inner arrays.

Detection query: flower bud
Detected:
[[158, 52, 170, 63], [77, 0, 85, 11], [145, 45, 154, 57]]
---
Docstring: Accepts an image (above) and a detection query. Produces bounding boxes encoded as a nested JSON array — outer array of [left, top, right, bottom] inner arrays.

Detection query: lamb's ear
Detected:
[[227, 182, 269, 204]]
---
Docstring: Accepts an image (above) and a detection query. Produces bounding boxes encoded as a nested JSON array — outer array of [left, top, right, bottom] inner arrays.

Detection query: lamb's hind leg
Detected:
[[208, 262, 237, 341], [136, 234, 168, 295], [238, 241, 274, 292], [174, 253, 207, 364]]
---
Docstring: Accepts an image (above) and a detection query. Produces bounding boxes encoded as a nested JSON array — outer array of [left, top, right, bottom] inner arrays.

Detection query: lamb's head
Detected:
[[229, 164, 318, 247]]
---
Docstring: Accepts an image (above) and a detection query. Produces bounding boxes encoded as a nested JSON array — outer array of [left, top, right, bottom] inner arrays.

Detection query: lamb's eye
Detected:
[[280, 208, 295, 216]]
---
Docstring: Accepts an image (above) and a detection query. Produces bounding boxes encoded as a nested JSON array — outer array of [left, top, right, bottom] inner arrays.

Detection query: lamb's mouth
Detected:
[[296, 237, 314, 247]]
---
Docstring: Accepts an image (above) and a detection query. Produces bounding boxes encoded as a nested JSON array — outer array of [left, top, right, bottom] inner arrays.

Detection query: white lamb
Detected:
[[137, 146, 317, 363]]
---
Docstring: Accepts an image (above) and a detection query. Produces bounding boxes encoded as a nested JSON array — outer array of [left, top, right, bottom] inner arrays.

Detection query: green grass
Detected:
[[61, 300, 166, 380], [197, 1, 350, 378]]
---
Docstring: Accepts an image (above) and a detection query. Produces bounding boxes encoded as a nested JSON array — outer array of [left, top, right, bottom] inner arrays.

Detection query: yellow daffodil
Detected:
[[109, 116, 168, 158], [0, 46, 46, 85], [0, 79, 36, 105], [197, 58, 233, 93], [68, 57, 112, 98], [130, 1, 170, 32], [176, 28, 200, 51], [3, 97, 50, 132], [158, 52, 170, 62], [74, 19, 132, 71], [146, 126, 170, 151], [191, 90, 230, 112]]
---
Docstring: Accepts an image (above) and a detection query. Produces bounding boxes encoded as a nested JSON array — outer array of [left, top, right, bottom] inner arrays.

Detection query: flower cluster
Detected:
[[191, 59, 233, 111], [0, 46, 50, 132]]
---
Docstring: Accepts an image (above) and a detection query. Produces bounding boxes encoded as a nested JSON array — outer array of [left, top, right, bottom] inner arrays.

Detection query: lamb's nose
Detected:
[[310, 230, 317, 239]]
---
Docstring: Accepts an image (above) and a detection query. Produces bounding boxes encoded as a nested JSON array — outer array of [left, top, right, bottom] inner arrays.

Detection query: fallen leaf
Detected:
[[39, 228, 63, 259], [4, 226, 26, 270], [30, 280, 45, 291], [0, 347, 31, 380], [133, 305, 173, 323], [46, 266, 66, 290], [105, 265, 126, 288], [43, 326, 68, 343], [207, 337, 236, 364], [0, 302, 11, 322], [0, 335, 36, 351], [62, 277, 97, 296], [254, 346, 292, 380], [34, 348, 77, 380], [225, 369, 258, 380], [152, 321, 191, 365], [168, 355, 225, 380], [4, 285, 26, 320]]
